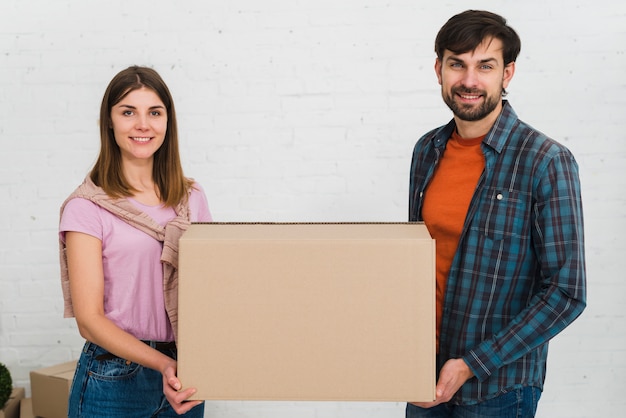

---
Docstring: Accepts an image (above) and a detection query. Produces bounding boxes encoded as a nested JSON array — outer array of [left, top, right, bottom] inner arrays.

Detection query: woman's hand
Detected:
[[162, 361, 203, 415]]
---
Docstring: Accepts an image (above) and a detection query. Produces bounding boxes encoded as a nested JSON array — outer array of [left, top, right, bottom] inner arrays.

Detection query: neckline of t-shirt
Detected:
[[451, 129, 485, 147], [127, 197, 165, 210]]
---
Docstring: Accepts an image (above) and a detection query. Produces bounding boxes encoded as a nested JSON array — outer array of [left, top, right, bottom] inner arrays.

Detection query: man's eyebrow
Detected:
[[445, 56, 499, 65]]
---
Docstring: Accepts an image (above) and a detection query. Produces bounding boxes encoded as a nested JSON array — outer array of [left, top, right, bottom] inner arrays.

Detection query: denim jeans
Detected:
[[68, 341, 205, 418], [406, 386, 541, 418]]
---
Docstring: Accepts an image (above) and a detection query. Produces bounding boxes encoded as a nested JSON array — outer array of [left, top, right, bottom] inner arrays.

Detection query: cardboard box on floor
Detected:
[[0, 387, 25, 418], [18, 399, 33, 418], [30, 361, 76, 418], [178, 222, 436, 402]]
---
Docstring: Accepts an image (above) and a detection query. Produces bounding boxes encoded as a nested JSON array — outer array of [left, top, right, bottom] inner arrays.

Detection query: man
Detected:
[[407, 10, 586, 417]]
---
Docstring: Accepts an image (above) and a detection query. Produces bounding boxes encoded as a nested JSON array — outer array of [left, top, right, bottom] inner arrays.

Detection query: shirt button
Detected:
[[496, 193, 503, 200]]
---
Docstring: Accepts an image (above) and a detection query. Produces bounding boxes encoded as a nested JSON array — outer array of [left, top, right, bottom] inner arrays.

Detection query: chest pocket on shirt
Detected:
[[474, 188, 530, 241]]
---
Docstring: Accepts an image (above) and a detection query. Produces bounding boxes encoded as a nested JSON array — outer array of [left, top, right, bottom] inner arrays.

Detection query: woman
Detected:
[[59, 66, 211, 417]]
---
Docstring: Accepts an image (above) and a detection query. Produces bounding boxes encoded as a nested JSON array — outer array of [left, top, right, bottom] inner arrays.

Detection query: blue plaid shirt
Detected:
[[409, 101, 586, 404]]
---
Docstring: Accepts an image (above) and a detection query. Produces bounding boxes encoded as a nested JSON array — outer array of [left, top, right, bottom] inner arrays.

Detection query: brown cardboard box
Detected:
[[178, 222, 435, 402], [30, 361, 76, 418], [0, 388, 25, 418], [18, 399, 34, 418]]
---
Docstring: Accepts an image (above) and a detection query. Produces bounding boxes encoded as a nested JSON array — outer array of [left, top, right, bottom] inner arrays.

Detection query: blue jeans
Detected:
[[68, 341, 204, 418], [406, 386, 541, 418]]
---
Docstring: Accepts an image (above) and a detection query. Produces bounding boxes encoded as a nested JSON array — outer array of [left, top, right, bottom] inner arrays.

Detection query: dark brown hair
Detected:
[[435, 10, 521, 65], [90, 66, 193, 207]]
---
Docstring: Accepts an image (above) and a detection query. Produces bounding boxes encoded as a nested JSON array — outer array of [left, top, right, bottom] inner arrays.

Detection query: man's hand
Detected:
[[410, 358, 474, 408], [162, 363, 203, 415]]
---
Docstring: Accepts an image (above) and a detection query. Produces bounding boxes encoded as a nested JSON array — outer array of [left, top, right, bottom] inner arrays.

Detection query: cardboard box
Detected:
[[18, 399, 34, 418], [178, 222, 435, 402], [30, 361, 76, 418], [0, 388, 25, 418]]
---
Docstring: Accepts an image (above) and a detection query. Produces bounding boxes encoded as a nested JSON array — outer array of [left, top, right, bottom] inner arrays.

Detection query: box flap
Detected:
[[30, 361, 76, 379]]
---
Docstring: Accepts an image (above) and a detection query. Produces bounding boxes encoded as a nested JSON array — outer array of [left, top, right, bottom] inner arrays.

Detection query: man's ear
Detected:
[[503, 61, 516, 89], [434, 58, 443, 86]]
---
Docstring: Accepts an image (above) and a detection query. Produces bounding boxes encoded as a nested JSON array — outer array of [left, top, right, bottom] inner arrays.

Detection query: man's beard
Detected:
[[442, 87, 501, 122]]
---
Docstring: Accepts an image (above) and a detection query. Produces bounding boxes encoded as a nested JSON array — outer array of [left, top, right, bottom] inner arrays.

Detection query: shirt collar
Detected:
[[433, 100, 518, 154]]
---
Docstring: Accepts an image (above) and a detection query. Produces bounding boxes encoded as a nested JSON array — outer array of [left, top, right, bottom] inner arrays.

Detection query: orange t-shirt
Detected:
[[422, 130, 485, 350]]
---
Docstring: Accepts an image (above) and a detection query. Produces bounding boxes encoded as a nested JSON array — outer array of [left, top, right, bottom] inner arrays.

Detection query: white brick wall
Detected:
[[1, 1, 623, 417]]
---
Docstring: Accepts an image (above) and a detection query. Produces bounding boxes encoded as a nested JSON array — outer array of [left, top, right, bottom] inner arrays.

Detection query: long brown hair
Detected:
[[90, 66, 193, 207]]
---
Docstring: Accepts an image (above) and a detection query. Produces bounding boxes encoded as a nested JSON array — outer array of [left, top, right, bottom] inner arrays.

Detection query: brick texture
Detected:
[[0, 1, 624, 417]]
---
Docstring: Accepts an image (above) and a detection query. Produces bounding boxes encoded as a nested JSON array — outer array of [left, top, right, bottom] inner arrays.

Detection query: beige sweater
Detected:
[[59, 176, 190, 341]]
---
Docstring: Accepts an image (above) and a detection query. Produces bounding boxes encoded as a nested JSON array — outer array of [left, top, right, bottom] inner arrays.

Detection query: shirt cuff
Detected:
[[463, 343, 503, 382]]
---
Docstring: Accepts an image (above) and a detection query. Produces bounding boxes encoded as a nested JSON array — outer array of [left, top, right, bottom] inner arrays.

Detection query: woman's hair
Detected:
[[435, 10, 521, 66], [90, 65, 193, 207]]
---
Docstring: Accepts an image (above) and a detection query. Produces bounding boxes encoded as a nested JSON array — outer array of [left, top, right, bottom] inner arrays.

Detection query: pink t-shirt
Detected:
[[59, 183, 212, 342]]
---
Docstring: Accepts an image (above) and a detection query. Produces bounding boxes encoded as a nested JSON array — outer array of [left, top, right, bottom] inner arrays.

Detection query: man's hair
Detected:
[[435, 10, 521, 65]]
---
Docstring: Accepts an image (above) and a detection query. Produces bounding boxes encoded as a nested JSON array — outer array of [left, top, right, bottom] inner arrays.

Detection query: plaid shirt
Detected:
[[409, 101, 586, 404]]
